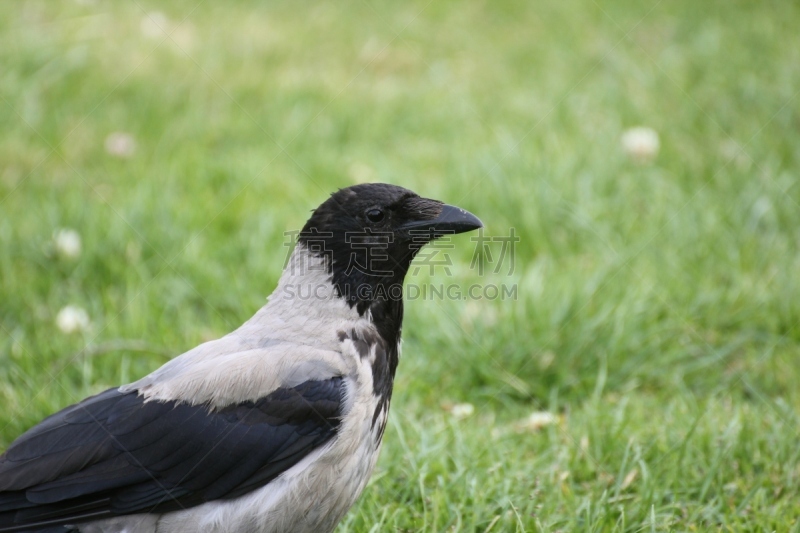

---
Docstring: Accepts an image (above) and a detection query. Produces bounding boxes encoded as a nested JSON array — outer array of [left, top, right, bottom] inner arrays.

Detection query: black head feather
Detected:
[[297, 182, 481, 354], [299, 184, 444, 313]]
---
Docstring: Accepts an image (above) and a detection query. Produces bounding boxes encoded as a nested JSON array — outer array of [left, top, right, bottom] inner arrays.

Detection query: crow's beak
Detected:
[[399, 203, 483, 237]]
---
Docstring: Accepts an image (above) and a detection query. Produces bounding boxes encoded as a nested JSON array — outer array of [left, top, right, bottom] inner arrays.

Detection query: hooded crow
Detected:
[[0, 183, 482, 533]]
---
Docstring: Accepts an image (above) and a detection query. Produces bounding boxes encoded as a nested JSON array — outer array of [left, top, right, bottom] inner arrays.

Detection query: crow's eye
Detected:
[[366, 208, 385, 223]]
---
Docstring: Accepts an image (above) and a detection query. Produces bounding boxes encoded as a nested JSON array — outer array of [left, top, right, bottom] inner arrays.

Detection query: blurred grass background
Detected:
[[2, 0, 800, 531]]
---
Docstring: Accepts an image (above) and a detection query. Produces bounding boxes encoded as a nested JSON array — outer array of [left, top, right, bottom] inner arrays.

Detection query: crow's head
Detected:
[[297, 183, 482, 314]]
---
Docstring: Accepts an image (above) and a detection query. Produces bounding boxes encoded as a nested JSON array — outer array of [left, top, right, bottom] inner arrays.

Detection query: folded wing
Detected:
[[0, 377, 344, 532]]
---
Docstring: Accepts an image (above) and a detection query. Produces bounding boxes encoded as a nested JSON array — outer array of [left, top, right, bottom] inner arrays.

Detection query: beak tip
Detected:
[[440, 204, 483, 234]]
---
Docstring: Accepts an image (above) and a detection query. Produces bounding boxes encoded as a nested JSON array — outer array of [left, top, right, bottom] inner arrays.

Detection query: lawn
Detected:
[[2, 1, 800, 531]]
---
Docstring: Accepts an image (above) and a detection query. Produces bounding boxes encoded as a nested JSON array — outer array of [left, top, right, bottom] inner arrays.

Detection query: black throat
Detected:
[[296, 229, 416, 424], [297, 229, 416, 352]]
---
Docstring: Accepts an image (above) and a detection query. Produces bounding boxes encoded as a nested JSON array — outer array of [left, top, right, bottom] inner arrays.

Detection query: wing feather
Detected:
[[0, 377, 344, 532]]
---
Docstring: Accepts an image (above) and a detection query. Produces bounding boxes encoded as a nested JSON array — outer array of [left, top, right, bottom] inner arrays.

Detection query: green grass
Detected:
[[2, 0, 800, 531]]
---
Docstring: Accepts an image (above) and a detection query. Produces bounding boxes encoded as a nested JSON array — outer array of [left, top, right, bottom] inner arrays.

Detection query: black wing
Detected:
[[0, 377, 344, 532]]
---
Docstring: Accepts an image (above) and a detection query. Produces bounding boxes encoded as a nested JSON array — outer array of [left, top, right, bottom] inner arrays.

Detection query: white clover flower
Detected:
[[104, 132, 136, 158], [56, 305, 91, 334], [621, 126, 660, 162], [54, 228, 82, 259], [514, 411, 557, 432], [450, 403, 475, 420]]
